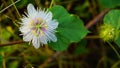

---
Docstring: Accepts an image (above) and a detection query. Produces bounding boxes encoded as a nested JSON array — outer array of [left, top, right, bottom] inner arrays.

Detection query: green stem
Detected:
[[2, 52, 6, 68], [0, 0, 20, 13], [10, 0, 21, 18], [49, 0, 54, 8], [111, 60, 120, 68], [107, 42, 120, 59]]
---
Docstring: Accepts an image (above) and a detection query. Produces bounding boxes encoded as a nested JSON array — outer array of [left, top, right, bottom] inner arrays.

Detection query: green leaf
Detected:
[[49, 34, 70, 51], [103, 10, 120, 46], [58, 15, 88, 42], [49, 5, 88, 51], [115, 37, 120, 47], [49, 5, 69, 19], [104, 10, 120, 28], [99, 0, 120, 8]]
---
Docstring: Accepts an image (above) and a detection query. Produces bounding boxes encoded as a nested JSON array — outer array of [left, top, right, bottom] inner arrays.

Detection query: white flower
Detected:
[[19, 3, 58, 49]]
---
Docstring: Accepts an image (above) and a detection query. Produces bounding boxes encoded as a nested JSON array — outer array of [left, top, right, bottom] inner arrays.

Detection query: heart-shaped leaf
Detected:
[[49, 5, 88, 51]]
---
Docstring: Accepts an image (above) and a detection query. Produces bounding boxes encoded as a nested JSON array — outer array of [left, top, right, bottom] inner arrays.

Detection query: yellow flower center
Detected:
[[30, 18, 48, 36]]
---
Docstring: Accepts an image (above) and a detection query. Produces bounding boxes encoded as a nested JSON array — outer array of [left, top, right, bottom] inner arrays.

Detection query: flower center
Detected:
[[30, 18, 48, 36]]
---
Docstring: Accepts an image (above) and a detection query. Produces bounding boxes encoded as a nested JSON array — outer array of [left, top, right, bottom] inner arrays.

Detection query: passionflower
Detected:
[[19, 3, 58, 48], [99, 24, 116, 41]]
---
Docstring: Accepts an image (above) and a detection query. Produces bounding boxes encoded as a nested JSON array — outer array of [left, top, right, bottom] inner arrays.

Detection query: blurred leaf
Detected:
[[49, 5, 88, 51], [8, 61, 18, 68], [16, 0, 36, 8], [99, 0, 120, 8], [16, 0, 28, 8], [0, 46, 14, 53], [1, 28, 11, 41]]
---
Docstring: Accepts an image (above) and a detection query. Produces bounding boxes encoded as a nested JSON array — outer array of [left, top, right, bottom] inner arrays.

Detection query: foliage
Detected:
[[49, 5, 88, 51], [99, 0, 120, 8]]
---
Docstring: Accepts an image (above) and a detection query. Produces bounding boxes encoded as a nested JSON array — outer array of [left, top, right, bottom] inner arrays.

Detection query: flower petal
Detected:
[[19, 26, 30, 34], [47, 20, 58, 30], [39, 36, 48, 44], [38, 10, 52, 21], [32, 36, 40, 49], [45, 31, 57, 42], [45, 11, 52, 21], [27, 3, 36, 17]]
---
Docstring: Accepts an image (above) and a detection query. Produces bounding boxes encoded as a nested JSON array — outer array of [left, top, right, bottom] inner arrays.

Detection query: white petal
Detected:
[[19, 26, 30, 34], [38, 11, 52, 21], [23, 32, 33, 42], [32, 37, 40, 49], [45, 11, 52, 21], [27, 3, 36, 17], [39, 36, 48, 44], [45, 31, 57, 42], [21, 17, 31, 25], [47, 20, 58, 30]]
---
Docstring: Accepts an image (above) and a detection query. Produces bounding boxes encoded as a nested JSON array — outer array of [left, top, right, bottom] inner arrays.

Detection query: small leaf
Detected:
[[49, 5, 88, 51]]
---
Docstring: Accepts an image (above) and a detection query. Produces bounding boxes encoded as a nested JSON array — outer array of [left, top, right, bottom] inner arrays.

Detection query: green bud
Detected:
[[99, 24, 116, 41]]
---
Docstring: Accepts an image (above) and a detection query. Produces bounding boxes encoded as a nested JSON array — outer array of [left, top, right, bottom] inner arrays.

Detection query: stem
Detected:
[[12, 20, 19, 27], [107, 42, 120, 59], [10, 0, 21, 18], [2, 52, 6, 68], [111, 60, 120, 68], [0, 0, 20, 13], [49, 0, 54, 8], [85, 35, 100, 39], [96, 57, 103, 68], [0, 40, 24, 47], [85, 9, 110, 29], [58, 56, 62, 68]]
